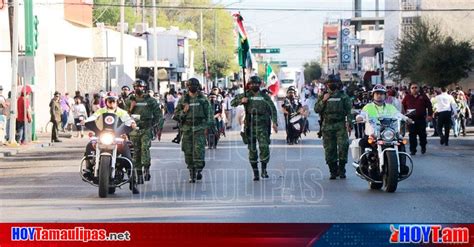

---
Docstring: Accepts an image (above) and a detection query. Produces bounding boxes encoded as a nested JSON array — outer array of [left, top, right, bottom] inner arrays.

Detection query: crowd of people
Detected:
[[2, 75, 474, 185]]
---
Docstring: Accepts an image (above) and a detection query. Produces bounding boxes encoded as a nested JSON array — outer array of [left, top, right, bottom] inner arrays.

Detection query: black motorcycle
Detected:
[[80, 113, 135, 198]]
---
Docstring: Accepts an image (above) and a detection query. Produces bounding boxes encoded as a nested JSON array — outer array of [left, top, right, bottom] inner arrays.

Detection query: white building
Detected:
[[140, 26, 197, 92], [384, 0, 474, 87], [1, 0, 147, 134]]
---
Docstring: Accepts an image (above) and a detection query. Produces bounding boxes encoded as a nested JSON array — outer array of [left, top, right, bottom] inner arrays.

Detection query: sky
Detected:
[[217, 0, 385, 68]]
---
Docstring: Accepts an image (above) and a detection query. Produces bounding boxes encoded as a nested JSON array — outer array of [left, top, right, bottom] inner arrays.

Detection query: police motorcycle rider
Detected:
[[127, 79, 164, 184], [281, 86, 304, 144], [355, 84, 414, 177], [81, 92, 139, 194]]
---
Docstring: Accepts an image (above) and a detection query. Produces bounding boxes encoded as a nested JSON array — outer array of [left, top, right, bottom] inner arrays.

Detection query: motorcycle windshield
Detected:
[[85, 113, 132, 137], [366, 115, 400, 136]]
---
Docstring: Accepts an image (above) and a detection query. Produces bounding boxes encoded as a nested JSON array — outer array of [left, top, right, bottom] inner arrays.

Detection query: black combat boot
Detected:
[[129, 175, 139, 194], [196, 169, 203, 181], [329, 163, 338, 180], [338, 163, 346, 179], [189, 168, 196, 183], [261, 163, 269, 179], [136, 169, 144, 184], [251, 163, 259, 181], [144, 167, 151, 181]]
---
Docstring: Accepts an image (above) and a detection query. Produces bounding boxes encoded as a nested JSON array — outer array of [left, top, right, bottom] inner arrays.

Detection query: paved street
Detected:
[[1, 108, 473, 223]]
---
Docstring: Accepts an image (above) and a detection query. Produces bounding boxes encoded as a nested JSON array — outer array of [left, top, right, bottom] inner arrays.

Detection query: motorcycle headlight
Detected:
[[100, 132, 115, 145], [382, 130, 395, 142]]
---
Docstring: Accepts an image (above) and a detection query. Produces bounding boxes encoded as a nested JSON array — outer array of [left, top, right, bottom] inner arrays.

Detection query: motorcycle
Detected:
[[351, 115, 414, 192], [80, 113, 135, 198]]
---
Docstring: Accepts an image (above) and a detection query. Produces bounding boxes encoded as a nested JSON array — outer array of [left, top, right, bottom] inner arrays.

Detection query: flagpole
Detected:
[[242, 67, 246, 90]]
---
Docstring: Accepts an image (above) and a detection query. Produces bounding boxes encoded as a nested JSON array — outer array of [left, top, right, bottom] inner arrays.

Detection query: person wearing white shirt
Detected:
[[435, 87, 458, 146], [72, 96, 88, 138]]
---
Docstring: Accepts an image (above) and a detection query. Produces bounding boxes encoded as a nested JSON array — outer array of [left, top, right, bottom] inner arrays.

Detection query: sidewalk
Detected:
[[0, 132, 73, 157]]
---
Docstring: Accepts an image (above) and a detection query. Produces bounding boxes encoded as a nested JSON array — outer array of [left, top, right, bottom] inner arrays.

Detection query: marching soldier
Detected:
[[315, 75, 352, 179], [127, 79, 163, 184], [231, 76, 278, 181], [174, 78, 214, 183]]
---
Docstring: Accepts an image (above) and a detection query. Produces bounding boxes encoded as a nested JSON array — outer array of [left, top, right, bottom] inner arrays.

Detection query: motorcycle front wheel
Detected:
[[98, 156, 112, 198], [383, 151, 399, 193]]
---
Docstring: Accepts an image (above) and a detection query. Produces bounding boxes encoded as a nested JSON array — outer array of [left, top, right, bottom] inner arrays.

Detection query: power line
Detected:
[[30, 2, 474, 12]]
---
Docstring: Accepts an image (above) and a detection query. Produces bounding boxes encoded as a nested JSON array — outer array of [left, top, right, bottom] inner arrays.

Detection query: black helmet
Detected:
[[133, 79, 147, 88], [287, 86, 296, 93], [249, 76, 262, 85], [187, 78, 201, 88], [325, 74, 341, 84]]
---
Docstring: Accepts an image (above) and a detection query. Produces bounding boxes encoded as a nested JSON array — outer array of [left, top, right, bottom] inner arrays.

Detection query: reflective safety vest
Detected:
[[362, 103, 399, 119]]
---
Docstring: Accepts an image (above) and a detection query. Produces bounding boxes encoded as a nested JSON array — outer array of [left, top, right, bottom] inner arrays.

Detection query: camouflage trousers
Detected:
[[181, 129, 206, 170], [130, 128, 153, 170], [247, 127, 271, 165], [322, 124, 349, 175]]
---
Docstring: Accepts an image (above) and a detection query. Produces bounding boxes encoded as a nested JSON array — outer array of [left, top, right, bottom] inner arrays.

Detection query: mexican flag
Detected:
[[265, 64, 279, 96], [233, 13, 251, 69]]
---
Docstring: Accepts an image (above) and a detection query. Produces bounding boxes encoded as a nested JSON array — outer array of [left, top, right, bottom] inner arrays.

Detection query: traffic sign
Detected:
[[342, 28, 350, 36], [269, 61, 287, 66], [342, 53, 351, 63], [93, 57, 116, 62], [251, 48, 280, 54]]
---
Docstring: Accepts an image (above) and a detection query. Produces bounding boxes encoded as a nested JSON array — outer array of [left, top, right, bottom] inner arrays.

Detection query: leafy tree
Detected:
[[389, 19, 473, 87], [414, 37, 474, 88], [303, 61, 322, 83], [94, 0, 237, 79]]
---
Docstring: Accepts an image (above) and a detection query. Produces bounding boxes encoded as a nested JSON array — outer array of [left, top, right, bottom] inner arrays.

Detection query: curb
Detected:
[[0, 142, 52, 157]]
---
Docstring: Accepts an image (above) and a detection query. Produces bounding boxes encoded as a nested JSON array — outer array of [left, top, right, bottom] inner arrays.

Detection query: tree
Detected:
[[303, 61, 322, 83], [93, 0, 238, 79], [388, 19, 474, 87], [414, 37, 474, 88]]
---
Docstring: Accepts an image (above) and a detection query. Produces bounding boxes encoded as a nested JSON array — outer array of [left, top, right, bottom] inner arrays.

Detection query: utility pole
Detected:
[[8, 0, 19, 146], [152, 0, 158, 93], [120, 0, 124, 66], [24, 0, 37, 141], [200, 11, 207, 91]]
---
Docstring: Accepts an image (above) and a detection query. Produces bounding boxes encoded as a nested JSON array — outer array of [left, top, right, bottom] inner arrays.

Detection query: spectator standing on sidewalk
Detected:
[[59, 92, 71, 131], [402, 82, 433, 155], [71, 96, 88, 138], [91, 94, 101, 113], [166, 90, 176, 116], [83, 93, 91, 117], [434, 87, 458, 146], [454, 92, 471, 136], [16, 91, 32, 144], [0, 86, 7, 143], [49, 92, 62, 142]]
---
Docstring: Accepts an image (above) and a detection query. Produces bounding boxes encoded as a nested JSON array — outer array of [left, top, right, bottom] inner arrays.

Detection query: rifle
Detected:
[[171, 93, 191, 144], [240, 91, 250, 144], [317, 90, 328, 139]]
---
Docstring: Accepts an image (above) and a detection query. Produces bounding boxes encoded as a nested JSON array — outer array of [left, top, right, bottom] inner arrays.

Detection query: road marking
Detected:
[[151, 144, 324, 150]]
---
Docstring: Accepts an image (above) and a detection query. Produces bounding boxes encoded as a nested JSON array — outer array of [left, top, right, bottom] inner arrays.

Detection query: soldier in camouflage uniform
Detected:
[[231, 76, 278, 181], [314, 75, 352, 179], [174, 78, 214, 183], [127, 79, 164, 184]]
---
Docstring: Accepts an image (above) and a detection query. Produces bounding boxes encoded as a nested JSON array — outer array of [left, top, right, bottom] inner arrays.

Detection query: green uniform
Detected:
[[127, 94, 163, 171], [174, 92, 213, 171], [315, 90, 352, 176], [231, 90, 278, 166]]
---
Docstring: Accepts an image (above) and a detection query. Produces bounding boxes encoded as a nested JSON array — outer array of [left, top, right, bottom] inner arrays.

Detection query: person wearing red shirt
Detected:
[[402, 82, 433, 155], [16, 92, 32, 144]]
